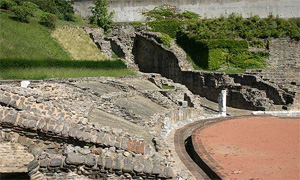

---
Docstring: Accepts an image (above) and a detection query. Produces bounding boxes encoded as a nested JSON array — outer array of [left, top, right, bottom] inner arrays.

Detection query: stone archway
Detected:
[[0, 142, 34, 180]]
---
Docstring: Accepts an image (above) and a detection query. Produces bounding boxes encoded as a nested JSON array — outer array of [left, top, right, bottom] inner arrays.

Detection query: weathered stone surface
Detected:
[[40, 159, 49, 168], [113, 155, 123, 171], [37, 119, 45, 130], [121, 138, 128, 150], [2, 114, 17, 126], [49, 158, 62, 167], [105, 157, 113, 169], [164, 167, 174, 178], [85, 154, 96, 167], [91, 148, 102, 155], [152, 162, 161, 175], [133, 162, 143, 173], [65, 153, 85, 165], [61, 122, 70, 137], [103, 134, 110, 146], [122, 157, 133, 173], [27, 120, 37, 129], [97, 156, 104, 168], [28, 160, 39, 172], [143, 159, 152, 174]]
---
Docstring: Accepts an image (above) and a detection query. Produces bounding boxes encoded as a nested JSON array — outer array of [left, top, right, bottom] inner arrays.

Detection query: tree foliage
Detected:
[[89, 0, 114, 32]]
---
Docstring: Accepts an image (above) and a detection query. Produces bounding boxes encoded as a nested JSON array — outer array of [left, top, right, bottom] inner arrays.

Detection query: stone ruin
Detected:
[[0, 74, 206, 179], [0, 25, 299, 180], [85, 25, 299, 111]]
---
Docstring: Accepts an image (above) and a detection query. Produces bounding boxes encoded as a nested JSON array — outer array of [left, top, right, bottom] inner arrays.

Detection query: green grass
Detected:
[[0, 68, 135, 80], [0, 59, 136, 79], [0, 11, 70, 60], [162, 85, 175, 89], [0, 11, 135, 79]]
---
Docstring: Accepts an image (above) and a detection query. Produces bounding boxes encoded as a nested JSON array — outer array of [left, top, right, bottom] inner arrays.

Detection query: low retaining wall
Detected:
[[73, 0, 300, 22]]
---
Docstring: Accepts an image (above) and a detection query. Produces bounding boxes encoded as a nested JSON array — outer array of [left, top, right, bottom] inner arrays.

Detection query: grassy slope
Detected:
[[0, 11, 135, 79], [0, 12, 70, 60], [51, 26, 107, 60]]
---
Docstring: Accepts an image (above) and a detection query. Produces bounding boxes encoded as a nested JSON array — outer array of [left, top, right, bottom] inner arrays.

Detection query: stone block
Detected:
[[49, 158, 62, 167], [91, 148, 102, 155], [105, 157, 112, 169], [1, 95, 11, 105], [143, 159, 152, 174], [28, 160, 39, 172], [152, 162, 161, 175], [9, 100, 17, 108], [133, 162, 143, 173], [131, 139, 137, 153], [40, 159, 49, 168], [137, 141, 145, 154], [113, 155, 123, 171], [85, 154, 96, 167], [27, 120, 37, 129], [61, 122, 70, 137], [108, 135, 116, 147], [66, 152, 85, 165], [97, 156, 105, 168], [164, 167, 174, 178], [122, 157, 133, 173], [16, 97, 25, 110], [68, 127, 77, 138], [37, 119, 45, 130], [54, 124, 63, 135], [103, 134, 109, 146], [121, 137, 128, 150], [2, 114, 17, 126]]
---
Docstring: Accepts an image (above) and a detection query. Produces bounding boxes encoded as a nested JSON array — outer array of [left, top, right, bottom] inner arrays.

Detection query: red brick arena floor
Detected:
[[193, 116, 300, 180]]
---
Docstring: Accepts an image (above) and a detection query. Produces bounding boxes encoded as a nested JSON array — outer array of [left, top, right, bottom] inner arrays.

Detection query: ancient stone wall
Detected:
[[133, 31, 296, 110], [73, 0, 300, 22], [0, 80, 176, 179], [268, 39, 300, 68]]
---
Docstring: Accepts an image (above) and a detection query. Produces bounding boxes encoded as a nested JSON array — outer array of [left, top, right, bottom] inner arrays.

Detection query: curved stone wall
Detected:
[[73, 0, 300, 22]]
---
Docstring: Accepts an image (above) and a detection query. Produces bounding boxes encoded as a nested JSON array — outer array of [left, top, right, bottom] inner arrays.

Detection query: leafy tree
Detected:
[[89, 0, 114, 32]]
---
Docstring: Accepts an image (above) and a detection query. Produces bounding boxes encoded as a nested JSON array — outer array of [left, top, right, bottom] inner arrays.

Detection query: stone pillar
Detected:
[[218, 89, 227, 116]]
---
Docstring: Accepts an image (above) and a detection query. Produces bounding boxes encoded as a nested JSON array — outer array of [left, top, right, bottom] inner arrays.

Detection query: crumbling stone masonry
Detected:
[[132, 31, 299, 111]]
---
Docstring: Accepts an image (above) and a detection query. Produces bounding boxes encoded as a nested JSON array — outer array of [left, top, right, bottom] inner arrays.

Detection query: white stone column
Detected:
[[21, 81, 30, 88], [218, 89, 227, 116]]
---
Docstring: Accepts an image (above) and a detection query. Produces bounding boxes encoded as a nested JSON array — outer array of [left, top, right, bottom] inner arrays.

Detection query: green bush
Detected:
[[12, 6, 31, 22], [142, 4, 176, 20], [156, 33, 172, 48], [40, 12, 56, 29], [176, 30, 264, 70], [0, 0, 16, 10], [63, 13, 75, 22], [249, 40, 265, 48], [185, 13, 300, 41], [27, 0, 74, 21], [21, 1, 39, 16], [208, 49, 226, 70], [148, 20, 185, 38], [180, 10, 200, 19], [229, 51, 267, 69]]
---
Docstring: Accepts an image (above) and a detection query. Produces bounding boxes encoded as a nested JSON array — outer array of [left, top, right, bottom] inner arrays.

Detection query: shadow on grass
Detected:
[[0, 59, 127, 69]]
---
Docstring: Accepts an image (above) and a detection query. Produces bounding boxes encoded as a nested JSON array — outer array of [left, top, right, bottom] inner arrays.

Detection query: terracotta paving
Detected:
[[193, 117, 300, 180]]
